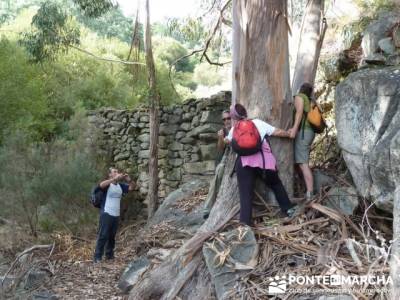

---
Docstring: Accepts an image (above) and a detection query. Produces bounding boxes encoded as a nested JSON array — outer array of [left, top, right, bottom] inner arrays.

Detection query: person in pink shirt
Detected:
[[225, 104, 297, 226]]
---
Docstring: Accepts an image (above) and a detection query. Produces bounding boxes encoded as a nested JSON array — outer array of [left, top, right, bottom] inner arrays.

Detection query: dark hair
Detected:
[[299, 83, 313, 99], [235, 103, 247, 119]]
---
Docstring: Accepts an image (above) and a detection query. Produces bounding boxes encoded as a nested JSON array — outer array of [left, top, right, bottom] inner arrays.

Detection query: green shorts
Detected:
[[294, 129, 315, 164]]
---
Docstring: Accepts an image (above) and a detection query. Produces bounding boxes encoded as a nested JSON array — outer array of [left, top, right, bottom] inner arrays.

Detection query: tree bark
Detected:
[[144, 0, 160, 220], [129, 1, 292, 298], [236, 0, 293, 195], [292, 0, 326, 95], [391, 185, 400, 298]]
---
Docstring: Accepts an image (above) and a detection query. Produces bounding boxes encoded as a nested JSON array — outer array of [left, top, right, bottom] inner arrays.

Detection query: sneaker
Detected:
[[105, 256, 114, 261]]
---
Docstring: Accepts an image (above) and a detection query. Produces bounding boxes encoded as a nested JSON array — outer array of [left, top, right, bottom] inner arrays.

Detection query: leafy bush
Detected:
[[0, 128, 101, 236]]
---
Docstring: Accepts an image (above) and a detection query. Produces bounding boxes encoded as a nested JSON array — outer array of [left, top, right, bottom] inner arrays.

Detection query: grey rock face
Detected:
[[362, 12, 400, 58], [335, 67, 400, 212], [203, 226, 258, 300], [118, 257, 150, 293], [149, 179, 209, 228], [325, 186, 359, 215]]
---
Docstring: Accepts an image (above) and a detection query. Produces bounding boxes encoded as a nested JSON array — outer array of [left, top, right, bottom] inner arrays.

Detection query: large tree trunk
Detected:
[[129, 1, 291, 298], [391, 185, 400, 298], [235, 0, 293, 196], [144, 0, 160, 220], [292, 0, 326, 95]]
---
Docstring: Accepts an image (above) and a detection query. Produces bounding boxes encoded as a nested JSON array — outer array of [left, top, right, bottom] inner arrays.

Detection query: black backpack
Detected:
[[90, 185, 105, 208]]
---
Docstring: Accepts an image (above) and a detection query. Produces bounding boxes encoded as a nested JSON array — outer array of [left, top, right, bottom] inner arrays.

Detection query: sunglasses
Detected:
[[222, 117, 231, 121]]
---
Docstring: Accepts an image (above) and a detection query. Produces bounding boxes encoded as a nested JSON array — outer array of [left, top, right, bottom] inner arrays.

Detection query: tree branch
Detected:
[[70, 45, 146, 66], [168, 0, 232, 97]]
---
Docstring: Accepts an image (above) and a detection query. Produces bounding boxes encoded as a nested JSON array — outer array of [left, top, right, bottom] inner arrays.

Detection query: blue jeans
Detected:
[[94, 212, 119, 260]]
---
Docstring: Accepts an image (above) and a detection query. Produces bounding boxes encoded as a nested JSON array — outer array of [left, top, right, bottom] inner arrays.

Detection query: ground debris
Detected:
[[226, 188, 392, 300]]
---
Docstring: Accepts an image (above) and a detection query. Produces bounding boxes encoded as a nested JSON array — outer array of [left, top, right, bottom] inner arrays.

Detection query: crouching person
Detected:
[[226, 104, 297, 226], [94, 167, 135, 263]]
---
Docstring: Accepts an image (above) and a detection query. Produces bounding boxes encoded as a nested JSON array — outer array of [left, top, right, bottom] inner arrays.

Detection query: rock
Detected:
[[138, 150, 149, 159], [183, 161, 216, 175], [159, 124, 179, 135], [180, 137, 196, 144], [158, 136, 169, 148], [149, 179, 209, 227], [191, 115, 200, 127], [180, 123, 191, 131], [200, 144, 218, 161], [175, 131, 186, 140], [170, 158, 183, 167], [378, 37, 396, 55], [140, 143, 149, 149], [168, 114, 181, 124], [139, 115, 149, 122], [170, 142, 184, 151], [199, 133, 218, 142], [325, 186, 359, 215], [166, 168, 181, 181], [137, 133, 150, 143], [118, 257, 150, 293], [188, 123, 222, 137], [203, 226, 258, 300], [200, 110, 223, 124], [313, 169, 335, 194], [335, 67, 400, 212], [363, 53, 386, 65], [114, 152, 130, 161], [386, 54, 400, 66], [362, 12, 400, 58]]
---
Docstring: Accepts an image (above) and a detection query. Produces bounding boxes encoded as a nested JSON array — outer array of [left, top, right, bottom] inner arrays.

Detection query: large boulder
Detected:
[[335, 66, 400, 212], [149, 179, 209, 229], [362, 12, 400, 58]]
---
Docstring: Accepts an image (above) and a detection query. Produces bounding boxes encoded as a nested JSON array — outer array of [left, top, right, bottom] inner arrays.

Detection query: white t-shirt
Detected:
[[104, 183, 123, 217], [226, 119, 276, 141]]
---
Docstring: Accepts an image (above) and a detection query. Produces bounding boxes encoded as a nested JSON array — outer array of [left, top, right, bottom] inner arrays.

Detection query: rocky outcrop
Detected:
[[362, 12, 400, 66], [335, 66, 400, 212], [88, 91, 230, 201]]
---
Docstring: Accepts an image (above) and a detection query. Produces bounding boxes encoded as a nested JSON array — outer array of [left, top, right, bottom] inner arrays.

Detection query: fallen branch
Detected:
[[1, 244, 53, 287]]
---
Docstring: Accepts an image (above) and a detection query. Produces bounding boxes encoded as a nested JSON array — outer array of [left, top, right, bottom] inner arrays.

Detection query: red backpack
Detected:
[[231, 120, 262, 156]]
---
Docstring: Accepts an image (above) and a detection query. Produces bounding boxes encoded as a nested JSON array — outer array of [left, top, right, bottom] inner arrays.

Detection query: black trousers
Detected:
[[236, 159, 293, 226], [94, 212, 119, 260]]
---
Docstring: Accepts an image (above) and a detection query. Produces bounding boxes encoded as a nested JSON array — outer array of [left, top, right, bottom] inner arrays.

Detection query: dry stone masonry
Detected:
[[88, 91, 231, 200]]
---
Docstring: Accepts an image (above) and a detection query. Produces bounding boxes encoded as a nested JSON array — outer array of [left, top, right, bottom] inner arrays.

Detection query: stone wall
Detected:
[[88, 91, 231, 200]]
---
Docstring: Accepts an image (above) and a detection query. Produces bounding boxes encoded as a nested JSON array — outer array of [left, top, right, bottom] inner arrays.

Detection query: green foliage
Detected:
[[193, 62, 223, 86], [342, 0, 396, 47], [153, 36, 195, 73], [21, 1, 80, 62], [155, 17, 207, 48], [75, 6, 139, 44], [72, 0, 113, 18], [0, 127, 100, 235], [0, 38, 55, 143]]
